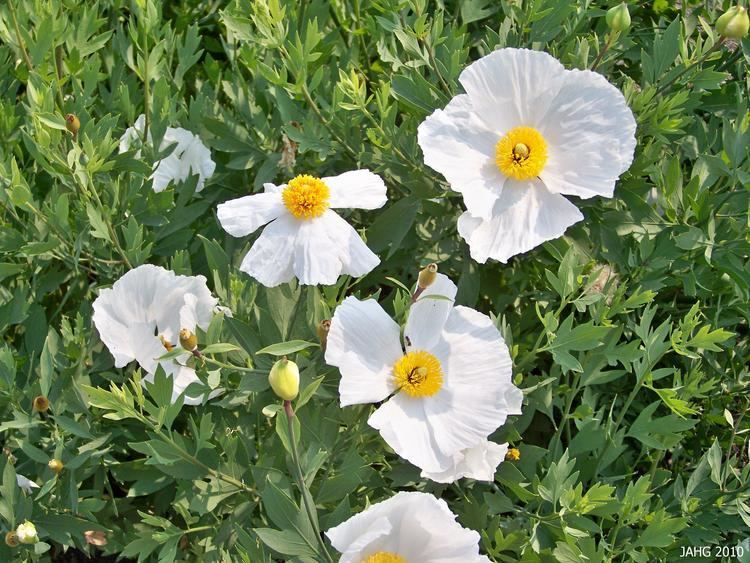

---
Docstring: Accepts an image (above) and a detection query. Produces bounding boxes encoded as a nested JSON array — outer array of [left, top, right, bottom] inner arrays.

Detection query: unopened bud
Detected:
[[268, 357, 300, 401], [417, 263, 438, 290], [179, 329, 198, 352], [606, 3, 631, 32], [48, 459, 64, 474], [505, 447, 521, 461], [5, 532, 18, 548], [32, 396, 50, 413], [716, 6, 749, 39], [316, 320, 331, 350], [84, 530, 107, 546], [65, 114, 80, 136], [15, 521, 38, 545]]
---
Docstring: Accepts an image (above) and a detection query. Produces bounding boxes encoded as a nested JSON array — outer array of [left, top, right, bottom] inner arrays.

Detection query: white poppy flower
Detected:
[[16, 474, 40, 494], [325, 491, 491, 563], [217, 170, 386, 287], [92, 264, 218, 405], [119, 114, 216, 193], [418, 48, 637, 263], [325, 273, 522, 480]]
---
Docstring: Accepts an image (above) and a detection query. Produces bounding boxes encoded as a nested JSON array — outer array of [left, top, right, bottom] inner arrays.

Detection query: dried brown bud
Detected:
[[179, 329, 198, 352], [317, 320, 331, 351], [32, 396, 50, 413], [65, 114, 80, 136], [5, 532, 18, 548], [84, 530, 107, 547], [417, 263, 438, 290]]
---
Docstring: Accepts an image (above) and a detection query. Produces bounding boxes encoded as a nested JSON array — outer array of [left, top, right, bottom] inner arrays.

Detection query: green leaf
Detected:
[[256, 340, 319, 356]]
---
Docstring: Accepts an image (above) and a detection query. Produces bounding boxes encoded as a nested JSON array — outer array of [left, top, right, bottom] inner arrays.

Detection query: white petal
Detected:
[[459, 48, 567, 130], [325, 297, 403, 407], [423, 306, 520, 458], [292, 211, 379, 286], [368, 394, 452, 473], [457, 180, 583, 264], [421, 441, 509, 484], [323, 169, 388, 210], [180, 136, 216, 192], [417, 94, 505, 219], [239, 214, 298, 287], [16, 474, 40, 494], [327, 516, 394, 563], [404, 273, 457, 351], [119, 114, 146, 153], [217, 192, 285, 237], [539, 69, 637, 199]]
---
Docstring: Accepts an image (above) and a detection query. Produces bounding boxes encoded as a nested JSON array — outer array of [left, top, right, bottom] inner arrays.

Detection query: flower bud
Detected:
[[606, 3, 631, 32], [48, 458, 64, 474], [417, 263, 438, 290], [268, 357, 300, 401], [716, 6, 749, 39], [65, 114, 80, 136], [84, 530, 107, 546], [179, 329, 198, 352], [15, 521, 38, 545], [32, 395, 50, 413], [316, 320, 331, 350], [505, 447, 521, 461], [5, 532, 18, 548]]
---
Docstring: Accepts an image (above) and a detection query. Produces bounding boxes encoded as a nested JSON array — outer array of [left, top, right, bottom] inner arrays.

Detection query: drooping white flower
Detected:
[[92, 264, 218, 405], [15, 474, 40, 494], [418, 48, 637, 263], [119, 114, 216, 193], [325, 273, 522, 481], [217, 171, 386, 287], [326, 491, 491, 563]]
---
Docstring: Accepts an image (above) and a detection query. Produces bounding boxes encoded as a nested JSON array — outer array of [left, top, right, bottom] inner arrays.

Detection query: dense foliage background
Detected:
[[0, 0, 749, 561]]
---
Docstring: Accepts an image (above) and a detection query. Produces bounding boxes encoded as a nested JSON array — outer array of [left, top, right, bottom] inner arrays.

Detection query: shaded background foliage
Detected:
[[0, 0, 748, 561]]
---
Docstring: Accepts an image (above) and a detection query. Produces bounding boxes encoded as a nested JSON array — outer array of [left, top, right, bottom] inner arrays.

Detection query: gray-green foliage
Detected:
[[0, 0, 748, 561]]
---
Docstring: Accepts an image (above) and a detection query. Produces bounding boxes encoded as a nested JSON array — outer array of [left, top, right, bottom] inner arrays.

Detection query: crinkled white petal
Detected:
[[16, 474, 40, 494], [118, 114, 146, 153], [459, 48, 567, 131], [292, 211, 380, 286], [539, 69, 637, 199], [417, 94, 505, 219], [404, 273, 457, 351], [421, 441, 509, 484], [326, 492, 490, 563], [179, 135, 216, 192], [457, 180, 584, 264], [326, 297, 403, 407], [421, 306, 520, 460], [323, 169, 388, 210], [239, 214, 298, 287], [368, 394, 453, 474], [217, 192, 285, 237]]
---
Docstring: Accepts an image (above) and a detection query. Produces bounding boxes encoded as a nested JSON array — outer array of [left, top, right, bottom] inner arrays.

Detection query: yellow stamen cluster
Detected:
[[495, 126, 548, 180], [282, 174, 330, 219], [362, 552, 407, 563], [393, 350, 443, 398]]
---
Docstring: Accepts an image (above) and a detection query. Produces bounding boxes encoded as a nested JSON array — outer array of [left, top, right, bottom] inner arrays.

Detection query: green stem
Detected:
[[201, 356, 256, 373], [285, 401, 334, 563], [8, 0, 33, 71], [591, 31, 618, 72], [141, 28, 151, 141]]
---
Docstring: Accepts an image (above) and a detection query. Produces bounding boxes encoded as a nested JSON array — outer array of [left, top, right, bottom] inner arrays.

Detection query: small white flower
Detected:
[[92, 264, 218, 405], [418, 48, 637, 263], [119, 114, 215, 193], [325, 491, 491, 563], [325, 273, 522, 481], [16, 521, 38, 545], [217, 171, 386, 287], [15, 474, 40, 494]]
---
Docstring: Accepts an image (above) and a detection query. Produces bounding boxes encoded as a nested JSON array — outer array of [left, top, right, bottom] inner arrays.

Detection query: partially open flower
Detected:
[[32, 396, 50, 413], [15, 521, 38, 545], [48, 459, 64, 474], [268, 358, 300, 401]]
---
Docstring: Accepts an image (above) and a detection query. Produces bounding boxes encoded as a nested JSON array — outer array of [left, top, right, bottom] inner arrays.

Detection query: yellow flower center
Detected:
[[393, 350, 443, 398], [495, 126, 548, 180], [282, 174, 330, 219], [362, 553, 406, 563]]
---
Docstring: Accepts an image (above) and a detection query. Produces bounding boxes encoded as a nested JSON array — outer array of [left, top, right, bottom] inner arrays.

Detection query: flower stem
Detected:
[[284, 400, 334, 563], [591, 31, 617, 72], [8, 0, 33, 71]]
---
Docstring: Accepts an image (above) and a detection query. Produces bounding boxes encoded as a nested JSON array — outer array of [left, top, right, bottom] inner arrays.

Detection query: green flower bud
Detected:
[[606, 3, 631, 32], [268, 357, 300, 401], [417, 263, 438, 290], [15, 521, 38, 545], [716, 6, 749, 39], [65, 114, 80, 136]]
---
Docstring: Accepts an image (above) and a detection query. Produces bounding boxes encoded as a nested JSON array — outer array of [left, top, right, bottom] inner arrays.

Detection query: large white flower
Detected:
[[326, 491, 491, 563], [217, 170, 386, 287], [418, 48, 637, 263], [92, 264, 218, 405], [325, 273, 522, 481], [119, 114, 215, 193]]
